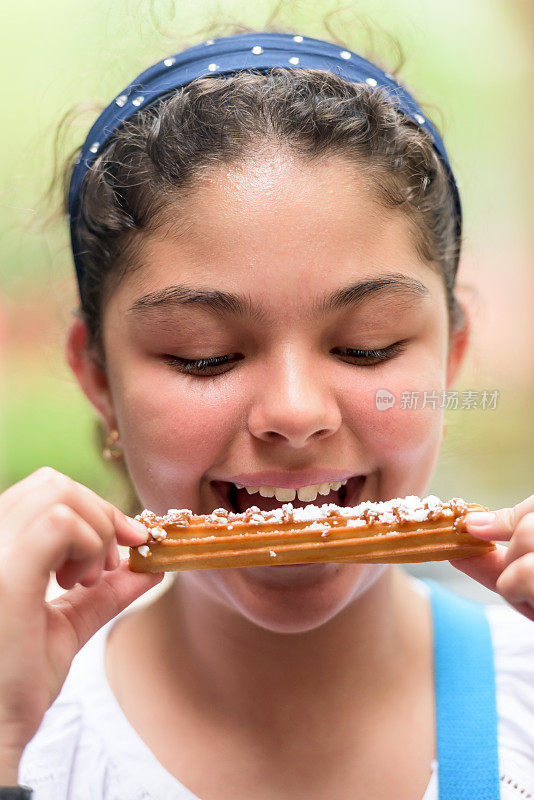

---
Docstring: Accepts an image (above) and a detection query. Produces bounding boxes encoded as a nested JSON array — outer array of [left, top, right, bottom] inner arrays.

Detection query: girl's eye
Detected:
[[162, 341, 407, 378], [333, 341, 408, 365], [162, 354, 242, 376]]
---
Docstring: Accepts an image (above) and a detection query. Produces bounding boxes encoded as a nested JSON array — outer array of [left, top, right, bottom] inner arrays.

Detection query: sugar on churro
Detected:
[[128, 494, 495, 573]]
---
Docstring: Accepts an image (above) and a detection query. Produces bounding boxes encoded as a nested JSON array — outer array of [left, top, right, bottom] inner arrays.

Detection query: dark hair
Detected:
[[58, 52, 464, 365]]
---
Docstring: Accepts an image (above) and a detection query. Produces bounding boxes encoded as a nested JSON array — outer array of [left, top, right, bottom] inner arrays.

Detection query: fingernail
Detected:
[[466, 511, 496, 527], [126, 517, 149, 537]]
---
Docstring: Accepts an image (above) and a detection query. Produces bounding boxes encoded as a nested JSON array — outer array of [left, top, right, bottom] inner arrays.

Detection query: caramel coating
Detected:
[[129, 495, 495, 573]]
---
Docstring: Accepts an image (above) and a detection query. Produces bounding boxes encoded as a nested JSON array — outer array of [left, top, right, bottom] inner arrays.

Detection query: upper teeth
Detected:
[[233, 480, 347, 503]]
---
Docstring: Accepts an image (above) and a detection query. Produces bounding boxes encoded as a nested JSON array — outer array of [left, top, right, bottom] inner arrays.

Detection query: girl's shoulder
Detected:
[[485, 601, 534, 699], [18, 614, 158, 800], [413, 579, 534, 791], [19, 609, 187, 800], [18, 686, 85, 798], [485, 603, 534, 791], [486, 600, 534, 662], [18, 620, 114, 799]]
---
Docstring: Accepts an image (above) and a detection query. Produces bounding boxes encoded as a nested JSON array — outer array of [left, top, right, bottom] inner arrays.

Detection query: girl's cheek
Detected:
[[111, 365, 246, 512], [343, 360, 445, 493]]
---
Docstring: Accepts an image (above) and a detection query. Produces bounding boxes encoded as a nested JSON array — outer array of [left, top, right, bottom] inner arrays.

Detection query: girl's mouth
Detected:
[[208, 475, 367, 581], [211, 475, 366, 514]]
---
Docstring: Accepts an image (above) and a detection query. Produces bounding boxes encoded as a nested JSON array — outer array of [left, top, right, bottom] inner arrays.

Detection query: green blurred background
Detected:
[[1, 0, 533, 600]]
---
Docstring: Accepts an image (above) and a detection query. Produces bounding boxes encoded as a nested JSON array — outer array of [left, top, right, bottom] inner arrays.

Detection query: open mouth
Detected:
[[211, 475, 366, 515], [209, 475, 367, 577]]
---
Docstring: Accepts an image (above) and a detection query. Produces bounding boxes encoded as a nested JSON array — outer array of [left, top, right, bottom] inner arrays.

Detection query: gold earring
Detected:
[[103, 429, 123, 461]]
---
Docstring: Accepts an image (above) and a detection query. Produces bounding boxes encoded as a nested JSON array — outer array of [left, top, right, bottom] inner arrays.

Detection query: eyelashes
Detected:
[[162, 341, 407, 378], [335, 342, 408, 364], [162, 353, 241, 376]]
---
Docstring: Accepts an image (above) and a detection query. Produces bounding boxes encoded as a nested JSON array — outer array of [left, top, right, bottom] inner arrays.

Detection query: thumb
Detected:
[[464, 507, 515, 542], [465, 494, 534, 542], [50, 560, 163, 657]]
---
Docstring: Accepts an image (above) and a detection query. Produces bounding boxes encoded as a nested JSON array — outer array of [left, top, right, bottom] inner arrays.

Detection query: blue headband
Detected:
[[68, 31, 462, 299]]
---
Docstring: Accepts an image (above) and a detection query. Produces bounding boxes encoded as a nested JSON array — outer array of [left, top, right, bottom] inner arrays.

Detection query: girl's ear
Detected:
[[65, 317, 117, 429], [446, 299, 470, 389]]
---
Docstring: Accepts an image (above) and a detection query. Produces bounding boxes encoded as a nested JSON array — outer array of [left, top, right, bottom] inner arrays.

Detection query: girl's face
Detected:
[[75, 153, 467, 633]]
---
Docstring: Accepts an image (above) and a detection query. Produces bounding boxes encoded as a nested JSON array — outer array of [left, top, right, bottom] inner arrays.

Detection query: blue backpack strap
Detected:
[[422, 578, 501, 799]]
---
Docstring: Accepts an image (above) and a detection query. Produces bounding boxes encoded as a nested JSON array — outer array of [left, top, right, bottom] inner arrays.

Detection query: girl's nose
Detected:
[[247, 348, 342, 448]]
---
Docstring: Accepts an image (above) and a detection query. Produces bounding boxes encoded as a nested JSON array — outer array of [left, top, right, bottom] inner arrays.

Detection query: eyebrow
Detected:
[[128, 273, 430, 319]]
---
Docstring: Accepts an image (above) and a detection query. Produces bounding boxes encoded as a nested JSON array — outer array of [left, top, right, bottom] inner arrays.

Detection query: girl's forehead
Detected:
[[143, 158, 424, 273], [186, 153, 380, 227], [113, 155, 445, 314]]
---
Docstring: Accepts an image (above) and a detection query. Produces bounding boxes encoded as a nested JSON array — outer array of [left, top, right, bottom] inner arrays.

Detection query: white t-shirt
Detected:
[[19, 580, 534, 799]]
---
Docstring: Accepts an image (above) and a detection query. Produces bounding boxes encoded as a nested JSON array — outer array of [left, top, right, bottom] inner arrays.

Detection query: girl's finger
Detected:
[[449, 544, 509, 594], [496, 552, 534, 608], [113, 511, 150, 546], [79, 560, 104, 588], [501, 512, 534, 569], [0, 467, 60, 515], [103, 541, 121, 572], [465, 493, 534, 542], [49, 561, 164, 659], [9, 505, 107, 595], [57, 543, 118, 589], [2, 468, 147, 549], [56, 529, 120, 590]]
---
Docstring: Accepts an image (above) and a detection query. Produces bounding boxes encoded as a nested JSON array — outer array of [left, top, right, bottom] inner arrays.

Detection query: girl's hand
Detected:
[[449, 494, 534, 622], [0, 467, 163, 782]]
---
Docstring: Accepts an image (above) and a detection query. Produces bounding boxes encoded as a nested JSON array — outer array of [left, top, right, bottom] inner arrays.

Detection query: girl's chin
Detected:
[[238, 561, 345, 588], [222, 561, 384, 634]]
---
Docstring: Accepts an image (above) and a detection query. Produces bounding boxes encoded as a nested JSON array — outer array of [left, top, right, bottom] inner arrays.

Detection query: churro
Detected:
[[128, 495, 495, 573]]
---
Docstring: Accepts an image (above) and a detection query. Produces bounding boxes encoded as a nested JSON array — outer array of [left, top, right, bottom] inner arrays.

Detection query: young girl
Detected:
[[1, 27, 533, 800]]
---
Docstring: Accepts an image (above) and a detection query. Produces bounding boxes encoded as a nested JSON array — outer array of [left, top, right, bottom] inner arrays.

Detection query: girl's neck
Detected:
[[132, 567, 431, 732]]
